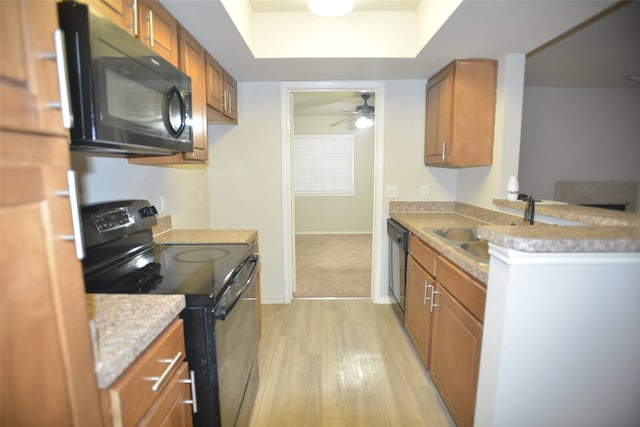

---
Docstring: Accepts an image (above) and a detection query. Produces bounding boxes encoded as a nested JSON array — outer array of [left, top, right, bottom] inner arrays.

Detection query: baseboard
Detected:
[[295, 231, 372, 235]]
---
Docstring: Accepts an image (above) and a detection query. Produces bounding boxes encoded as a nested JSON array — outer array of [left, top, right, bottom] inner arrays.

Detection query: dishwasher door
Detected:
[[387, 219, 409, 322]]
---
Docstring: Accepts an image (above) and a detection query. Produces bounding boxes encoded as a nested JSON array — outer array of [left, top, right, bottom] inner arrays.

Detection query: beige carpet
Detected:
[[294, 234, 372, 298]]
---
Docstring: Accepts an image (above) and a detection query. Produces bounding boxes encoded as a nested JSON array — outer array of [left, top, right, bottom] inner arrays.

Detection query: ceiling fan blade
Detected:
[[330, 115, 357, 127]]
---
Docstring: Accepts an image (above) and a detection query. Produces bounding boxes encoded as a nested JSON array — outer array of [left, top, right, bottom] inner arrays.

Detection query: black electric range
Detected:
[[81, 200, 260, 427]]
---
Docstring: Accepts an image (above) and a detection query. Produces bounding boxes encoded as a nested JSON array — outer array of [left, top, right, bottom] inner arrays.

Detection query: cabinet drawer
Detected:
[[104, 318, 186, 427], [408, 233, 437, 275], [138, 362, 193, 427], [436, 257, 486, 322]]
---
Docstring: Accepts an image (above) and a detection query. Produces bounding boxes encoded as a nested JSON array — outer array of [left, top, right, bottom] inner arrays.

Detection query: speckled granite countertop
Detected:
[[85, 294, 185, 388], [154, 229, 257, 244], [391, 212, 490, 283], [390, 201, 640, 283], [152, 215, 257, 244]]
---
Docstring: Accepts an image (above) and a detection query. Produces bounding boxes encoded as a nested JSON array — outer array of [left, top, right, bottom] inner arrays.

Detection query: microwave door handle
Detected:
[[164, 86, 187, 137]]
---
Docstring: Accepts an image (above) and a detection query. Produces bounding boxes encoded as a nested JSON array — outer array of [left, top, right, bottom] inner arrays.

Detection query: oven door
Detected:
[[213, 256, 260, 427]]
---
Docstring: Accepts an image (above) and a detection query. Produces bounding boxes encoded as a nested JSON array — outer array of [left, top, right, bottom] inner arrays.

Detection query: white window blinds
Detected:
[[294, 134, 355, 196]]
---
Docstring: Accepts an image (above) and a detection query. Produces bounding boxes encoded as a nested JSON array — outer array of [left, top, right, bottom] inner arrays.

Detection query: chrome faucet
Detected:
[[524, 195, 535, 225]]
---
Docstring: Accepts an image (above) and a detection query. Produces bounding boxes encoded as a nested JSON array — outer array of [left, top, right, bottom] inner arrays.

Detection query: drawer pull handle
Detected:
[[423, 282, 432, 305], [145, 351, 182, 391], [430, 286, 440, 313], [179, 370, 198, 413]]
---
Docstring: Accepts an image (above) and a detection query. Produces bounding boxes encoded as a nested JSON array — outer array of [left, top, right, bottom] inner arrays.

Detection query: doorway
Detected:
[[280, 82, 386, 303], [292, 91, 374, 299]]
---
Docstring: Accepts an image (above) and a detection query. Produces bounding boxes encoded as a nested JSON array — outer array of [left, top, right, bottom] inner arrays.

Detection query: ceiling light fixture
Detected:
[[308, 0, 355, 18], [355, 113, 374, 129]]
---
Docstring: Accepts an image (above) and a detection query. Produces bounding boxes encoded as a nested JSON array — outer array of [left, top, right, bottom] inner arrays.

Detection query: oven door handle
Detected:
[[212, 255, 259, 321]]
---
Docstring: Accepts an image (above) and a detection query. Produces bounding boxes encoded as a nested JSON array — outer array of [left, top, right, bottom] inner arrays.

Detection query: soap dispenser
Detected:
[[507, 176, 519, 201]]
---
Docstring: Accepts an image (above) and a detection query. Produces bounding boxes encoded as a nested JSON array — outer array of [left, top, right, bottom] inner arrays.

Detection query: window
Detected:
[[294, 134, 355, 196]]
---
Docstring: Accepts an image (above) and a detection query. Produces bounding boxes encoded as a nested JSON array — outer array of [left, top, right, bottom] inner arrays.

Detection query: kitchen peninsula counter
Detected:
[[390, 201, 640, 283]]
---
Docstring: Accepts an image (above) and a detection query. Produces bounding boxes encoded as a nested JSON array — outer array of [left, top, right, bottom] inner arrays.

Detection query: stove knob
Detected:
[[139, 205, 158, 218]]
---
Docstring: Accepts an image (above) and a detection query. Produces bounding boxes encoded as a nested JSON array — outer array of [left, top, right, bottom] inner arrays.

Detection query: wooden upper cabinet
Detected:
[[178, 27, 207, 161], [0, 0, 67, 136], [137, 0, 179, 67], [85, 0, 135, 36], [206, 54, 238, 124], [424, 59, 497, 168], [224, 73, 238, 122]]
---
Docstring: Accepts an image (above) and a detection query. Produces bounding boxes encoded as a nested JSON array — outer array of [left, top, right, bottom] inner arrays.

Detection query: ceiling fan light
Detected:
[[308, 0, 355, 18], [355, 115, 374, 129]]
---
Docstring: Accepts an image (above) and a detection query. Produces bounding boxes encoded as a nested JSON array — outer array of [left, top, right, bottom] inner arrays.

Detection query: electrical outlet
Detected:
[[420, 185, 429, 200], [385, 185, 399, 198]]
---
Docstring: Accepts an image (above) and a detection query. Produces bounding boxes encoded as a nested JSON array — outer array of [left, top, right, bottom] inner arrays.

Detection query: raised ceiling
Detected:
[[161, 0, 636, 88], [249, 0, 421, 13]]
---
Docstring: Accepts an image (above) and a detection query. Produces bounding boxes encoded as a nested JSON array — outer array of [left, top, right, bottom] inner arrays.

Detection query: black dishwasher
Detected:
[[387, 219, 409, 322]]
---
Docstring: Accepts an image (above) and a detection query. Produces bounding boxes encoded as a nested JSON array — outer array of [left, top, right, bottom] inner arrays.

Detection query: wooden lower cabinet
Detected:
[[138, 362, 193, 427], [404, 255, 435, 369], [405, 233, 486, 427], [430, 284, 483, 427], [101, 319, 194, 427]]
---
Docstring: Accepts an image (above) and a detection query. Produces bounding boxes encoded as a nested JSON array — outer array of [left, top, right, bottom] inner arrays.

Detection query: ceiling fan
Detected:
[[330, 93, 375, 128]]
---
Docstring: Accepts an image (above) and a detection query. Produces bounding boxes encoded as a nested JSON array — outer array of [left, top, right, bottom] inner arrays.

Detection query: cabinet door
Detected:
[[178, 27, 207, 161], [223, 72, 238, 123], [404, 255, 435, 369], [430, 285, 483, 427], [0, 0, 67, 136], [138, 0, 179, 66], [424, 69, 452, 165], [85, 0, 135, 36], [206, 54, 225, 116]]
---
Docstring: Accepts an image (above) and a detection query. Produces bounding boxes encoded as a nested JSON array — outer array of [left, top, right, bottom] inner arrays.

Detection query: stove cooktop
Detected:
[[84, 242, 254, 306]]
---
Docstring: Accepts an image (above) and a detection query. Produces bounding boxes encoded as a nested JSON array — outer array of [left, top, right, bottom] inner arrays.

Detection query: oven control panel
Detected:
[[94, 208, 132, 232], [81, 200, 158, 250]]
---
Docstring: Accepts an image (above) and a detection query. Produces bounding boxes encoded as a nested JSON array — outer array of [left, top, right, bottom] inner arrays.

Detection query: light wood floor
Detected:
[[249, 299, 454, 427]]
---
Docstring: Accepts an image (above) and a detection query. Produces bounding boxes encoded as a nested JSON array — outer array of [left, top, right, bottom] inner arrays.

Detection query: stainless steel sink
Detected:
[[430, 227, 480, 242], [460, 241, 489, 263]]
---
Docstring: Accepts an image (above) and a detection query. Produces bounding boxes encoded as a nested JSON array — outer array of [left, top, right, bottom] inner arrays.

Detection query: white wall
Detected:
[[206, 79, 463, 303], [293, 115, 374, 234], [382, 79, 457, 208], [71, 153, 210, 228], [207, 82, 287, 303], [518, 86, 640, 207], [457, 54, 526, 209]]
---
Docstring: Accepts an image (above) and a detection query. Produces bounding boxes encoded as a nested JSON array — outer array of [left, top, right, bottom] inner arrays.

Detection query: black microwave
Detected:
[[58, 1, 193, 156]]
